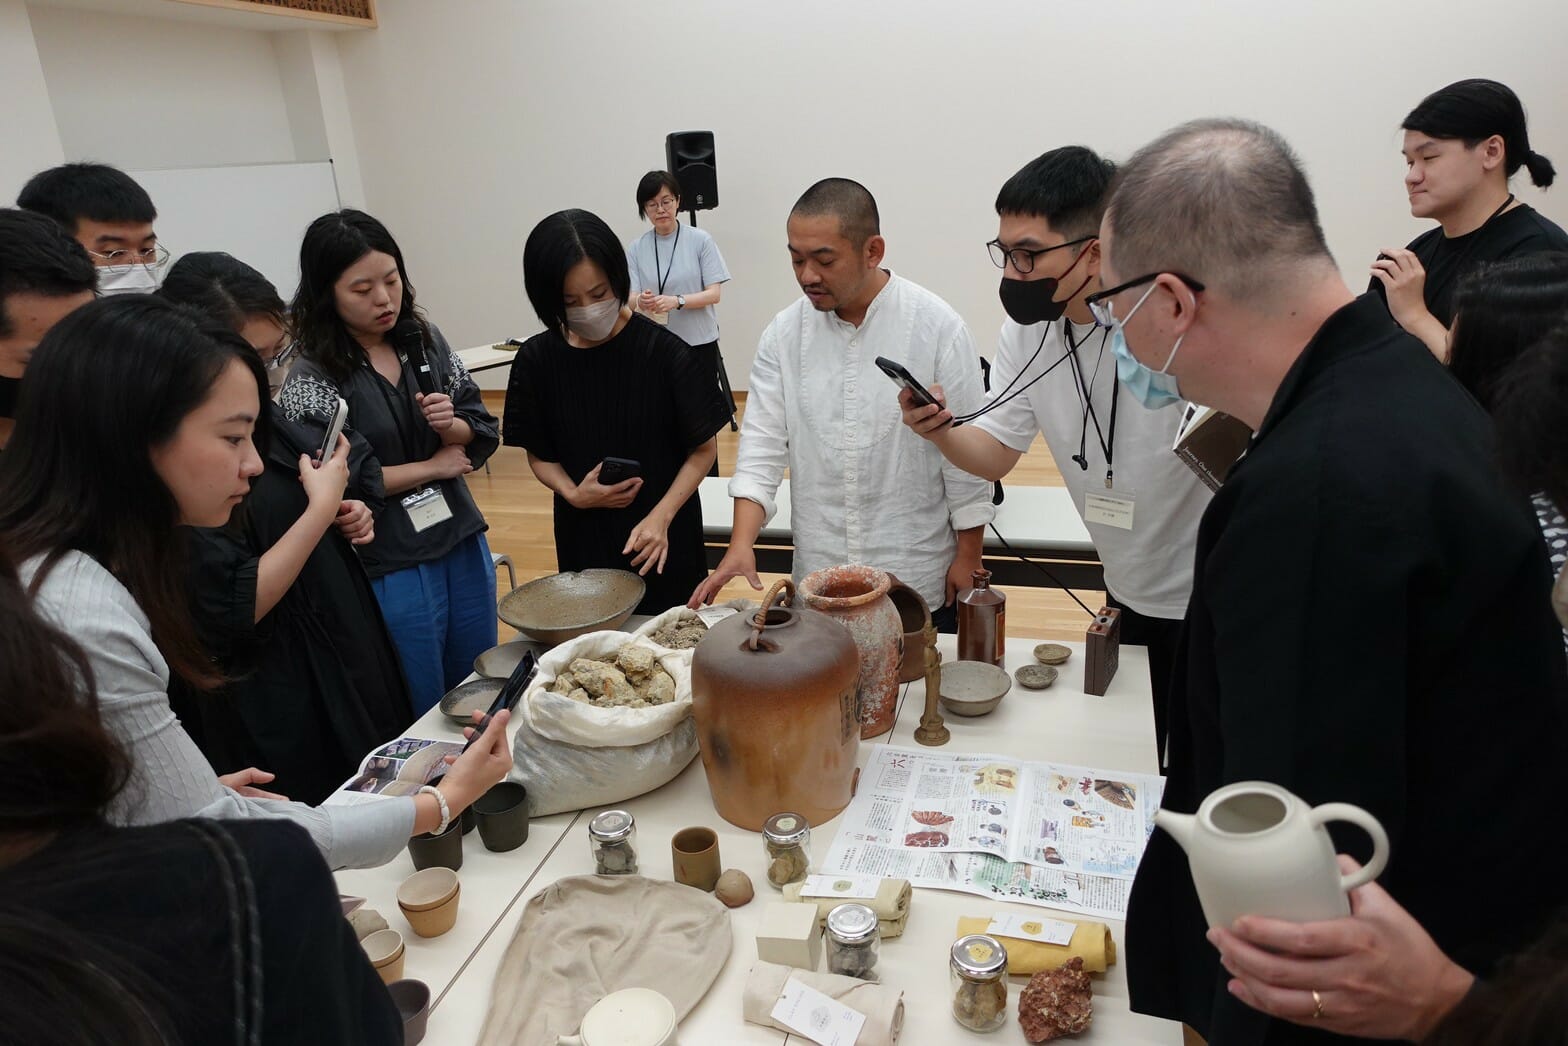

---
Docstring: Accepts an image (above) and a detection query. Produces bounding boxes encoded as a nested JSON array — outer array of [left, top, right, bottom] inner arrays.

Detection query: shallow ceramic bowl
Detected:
[[438, 678, 503, 724], [938, 660, 1013, 717], [496, 569, 646, 645], [472, 639, 550, 680]]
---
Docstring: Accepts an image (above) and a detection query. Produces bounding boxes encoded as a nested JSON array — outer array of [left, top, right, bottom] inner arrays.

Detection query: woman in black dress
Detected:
[[504, 209, 729, 613], [161, 253, 413, 804]]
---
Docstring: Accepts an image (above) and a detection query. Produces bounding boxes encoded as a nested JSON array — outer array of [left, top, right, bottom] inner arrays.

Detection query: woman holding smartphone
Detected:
[[0, 295, 512, 870], [161, 252, 414, 803], [281, 210, 500, 714], [504, 208, 730, 613]]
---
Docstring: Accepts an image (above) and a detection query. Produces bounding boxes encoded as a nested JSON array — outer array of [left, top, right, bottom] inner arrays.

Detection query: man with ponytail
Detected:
[[1371, 78, 1568, 360]]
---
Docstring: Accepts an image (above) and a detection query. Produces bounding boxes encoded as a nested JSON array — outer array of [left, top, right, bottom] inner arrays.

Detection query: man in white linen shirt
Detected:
[[689, 178, 994, 627], [899, 148, 1211, 746]]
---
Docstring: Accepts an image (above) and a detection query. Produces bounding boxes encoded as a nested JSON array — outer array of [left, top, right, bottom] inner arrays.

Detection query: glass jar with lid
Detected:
[[825, 902, 880, 981], [588, 809, 638, 875], [761, 812, 811, 888], [950, 933, 1009, 1031]]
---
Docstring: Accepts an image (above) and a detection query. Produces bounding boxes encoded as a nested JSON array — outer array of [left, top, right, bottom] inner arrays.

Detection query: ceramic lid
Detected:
[[589, 810, 635, 843], [951, 934, 1008, 978], [762, 812, 810, 846], [825, 903, 878, 944], [578, 987, 675, 1044]]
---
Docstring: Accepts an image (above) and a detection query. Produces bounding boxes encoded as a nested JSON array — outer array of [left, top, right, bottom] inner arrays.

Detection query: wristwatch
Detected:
[[676, 295, 686, 310]]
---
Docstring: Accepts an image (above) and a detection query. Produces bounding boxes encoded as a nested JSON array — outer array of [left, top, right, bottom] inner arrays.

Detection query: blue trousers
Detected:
[[371, 532, 499, 715]]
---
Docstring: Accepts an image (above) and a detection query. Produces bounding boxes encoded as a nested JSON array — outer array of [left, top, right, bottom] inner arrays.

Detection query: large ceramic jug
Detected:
[[690, 580, 861, 831], [1154, 780, 1390, 929], [799, 564, 902, 738]]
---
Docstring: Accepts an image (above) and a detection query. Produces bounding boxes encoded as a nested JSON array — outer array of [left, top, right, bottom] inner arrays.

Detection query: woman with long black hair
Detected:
[[280, 210, 501, 714], [1371, 78, 1567, 359], [0, 295, 512, 870]]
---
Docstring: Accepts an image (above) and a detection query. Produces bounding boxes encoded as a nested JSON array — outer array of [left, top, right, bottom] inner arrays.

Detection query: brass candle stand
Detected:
[[912, 619, 949, 746]]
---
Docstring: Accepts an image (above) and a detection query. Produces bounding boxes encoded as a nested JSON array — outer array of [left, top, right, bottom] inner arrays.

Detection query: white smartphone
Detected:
[[317, 396, 348, 463]]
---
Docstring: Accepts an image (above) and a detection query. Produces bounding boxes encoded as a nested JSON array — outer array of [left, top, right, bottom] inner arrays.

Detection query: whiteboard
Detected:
[[127, 161, 341, 302]]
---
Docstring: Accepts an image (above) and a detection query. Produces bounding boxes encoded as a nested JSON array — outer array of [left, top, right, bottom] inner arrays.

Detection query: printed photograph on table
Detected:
[[328, 737, 464, 803]]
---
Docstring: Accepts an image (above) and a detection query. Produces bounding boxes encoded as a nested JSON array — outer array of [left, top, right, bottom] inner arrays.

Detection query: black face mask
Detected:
[[999, 276, 1069, 325]]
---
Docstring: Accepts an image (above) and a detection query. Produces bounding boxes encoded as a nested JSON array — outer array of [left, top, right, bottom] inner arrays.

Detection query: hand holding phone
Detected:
[[598, 457, 642, 486], [874, 356, 940, 407], [462, 651, 536, 754], [316, 396, 349, 464]]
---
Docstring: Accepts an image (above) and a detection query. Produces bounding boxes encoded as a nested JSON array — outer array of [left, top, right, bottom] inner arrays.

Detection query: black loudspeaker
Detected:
[[666, 131, 718, 211]]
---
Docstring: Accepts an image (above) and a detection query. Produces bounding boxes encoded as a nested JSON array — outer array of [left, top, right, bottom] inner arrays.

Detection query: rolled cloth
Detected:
[[954, 915, 1116, 975], [781, 877, 912, 937], [478, 875, 731, 1046], [742, 961, 905, 1046]]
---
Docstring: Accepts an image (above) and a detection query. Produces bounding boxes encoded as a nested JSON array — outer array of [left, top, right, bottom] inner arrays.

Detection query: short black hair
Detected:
[[521, 209, 631, 333], [1404, 79, 1555, 188], [636, 170, 682, 218], [1449, 252, 1568, 412], [1493, 322, 1568, 514], [158, 252, 286, 334], [791, 178, 880, 247], [995, 146, 1118, 239], [0, 208, 97, 338], [16, 163, 157, 235]]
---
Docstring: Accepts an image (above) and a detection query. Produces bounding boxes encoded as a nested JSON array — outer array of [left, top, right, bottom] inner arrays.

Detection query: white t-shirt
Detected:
[[729, 273, 996, 609], [626, 222, 731, 346], [972, 317, 1211, 619]]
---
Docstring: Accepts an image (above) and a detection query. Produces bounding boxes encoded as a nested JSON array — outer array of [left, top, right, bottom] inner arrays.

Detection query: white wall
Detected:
[[0, 1, 66, 200], [334, 0, 1568, 390], [28, 3, 299, 169]]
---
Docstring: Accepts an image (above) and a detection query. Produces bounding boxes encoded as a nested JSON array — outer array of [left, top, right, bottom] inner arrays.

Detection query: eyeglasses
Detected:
[[645, 196, 679, 214], [264, 340, 299, 371], [986, 235, 1093, 275], [88, 243, 171, 269], [1084, 271, 1205, 327]]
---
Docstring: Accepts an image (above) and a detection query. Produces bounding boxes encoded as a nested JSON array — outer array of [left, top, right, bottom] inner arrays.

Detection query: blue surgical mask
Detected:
[[1104, 283, 1185, 410]]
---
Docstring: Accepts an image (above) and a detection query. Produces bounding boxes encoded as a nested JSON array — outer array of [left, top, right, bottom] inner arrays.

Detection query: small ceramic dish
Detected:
[[438, 678, 503, 724], [398, 867, 461, 938], [360, 928, 405, 984], [939, 661, 1013, 717], [1033, 642, 1072, 666], [472, 639, 550, 680], [1015, 664, 1059, 690]]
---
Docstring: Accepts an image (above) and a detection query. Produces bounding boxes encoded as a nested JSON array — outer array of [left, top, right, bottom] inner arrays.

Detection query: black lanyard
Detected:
[[1064, 322, 1118, 488], [652, 223, 681, 295]]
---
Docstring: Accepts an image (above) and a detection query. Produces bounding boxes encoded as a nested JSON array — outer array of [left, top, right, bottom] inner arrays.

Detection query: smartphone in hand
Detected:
[[316, 396, 349, 464], [599, 457, 642, 486]]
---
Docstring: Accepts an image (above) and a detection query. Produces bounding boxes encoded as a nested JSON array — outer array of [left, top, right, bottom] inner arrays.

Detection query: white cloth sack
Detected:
[[509, 712, 698, 817], [522, 631, 692, 748]]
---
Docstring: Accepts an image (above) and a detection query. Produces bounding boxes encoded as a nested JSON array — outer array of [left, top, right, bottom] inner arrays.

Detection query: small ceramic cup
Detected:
[[671, 826, 721, 893], [407, 816, 464, 871], [556, 987, 679, 1046], [387, 979, 431, 1046], [397, 866, 461, 938], [473, 781, 530, 852], [360, 928, 405, 985]]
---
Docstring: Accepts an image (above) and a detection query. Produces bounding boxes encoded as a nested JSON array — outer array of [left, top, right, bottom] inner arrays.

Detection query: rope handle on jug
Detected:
[[748, 578, 795, 651]]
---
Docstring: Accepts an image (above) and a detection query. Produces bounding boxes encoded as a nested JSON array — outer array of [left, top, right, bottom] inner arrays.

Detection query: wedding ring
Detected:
[[1311, 989, 1325, 1020]]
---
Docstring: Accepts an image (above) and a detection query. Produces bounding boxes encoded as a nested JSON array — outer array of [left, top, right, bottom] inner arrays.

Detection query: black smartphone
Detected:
[[599, 457, 642, 485], [875, 356, 939, 408], [462, 651, 536, 753], [317, 396, 348, 463]]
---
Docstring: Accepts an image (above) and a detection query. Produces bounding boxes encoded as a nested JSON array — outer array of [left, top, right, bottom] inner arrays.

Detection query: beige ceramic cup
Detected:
[[398, 867, 461, 938], [361, 928, 406, 985], [671, 826, 721, 893]]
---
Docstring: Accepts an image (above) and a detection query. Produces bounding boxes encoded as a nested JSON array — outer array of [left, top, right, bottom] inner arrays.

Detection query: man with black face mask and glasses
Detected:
[[900, 146, 1210, 751]]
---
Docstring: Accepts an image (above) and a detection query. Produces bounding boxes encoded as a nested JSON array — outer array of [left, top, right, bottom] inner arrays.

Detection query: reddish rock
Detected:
[[1018, 956, 1093, 1042]]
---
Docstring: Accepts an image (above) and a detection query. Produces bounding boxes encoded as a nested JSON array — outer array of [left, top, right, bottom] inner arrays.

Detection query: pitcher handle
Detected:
[[748, 579, 796, 651], [1308, 803, 1390, 891]]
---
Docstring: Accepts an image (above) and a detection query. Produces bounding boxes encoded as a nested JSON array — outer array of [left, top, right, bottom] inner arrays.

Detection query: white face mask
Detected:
[[97, 263, 163, 296], [565, 298, 622, 341]]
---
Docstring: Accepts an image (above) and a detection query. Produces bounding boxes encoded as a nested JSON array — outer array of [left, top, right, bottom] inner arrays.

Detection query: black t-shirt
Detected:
[[0, 374, 19, 418], [1368, 204, 1568, 325]]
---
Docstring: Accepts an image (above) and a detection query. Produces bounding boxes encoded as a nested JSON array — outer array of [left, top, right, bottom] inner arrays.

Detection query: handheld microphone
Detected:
[[396, 321, 438, 397]]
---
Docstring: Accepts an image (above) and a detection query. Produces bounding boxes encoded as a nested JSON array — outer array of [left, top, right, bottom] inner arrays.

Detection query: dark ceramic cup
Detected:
[[407, 817, 463, 871], [387, 978, 431, 1045], [473, 781, 529, 852]]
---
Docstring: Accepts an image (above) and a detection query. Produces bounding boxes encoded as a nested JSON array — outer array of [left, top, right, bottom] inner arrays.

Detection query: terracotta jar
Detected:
[[690, 580, 861, 831], [885, 574, 933, 685], [799, 565, 903, 739]]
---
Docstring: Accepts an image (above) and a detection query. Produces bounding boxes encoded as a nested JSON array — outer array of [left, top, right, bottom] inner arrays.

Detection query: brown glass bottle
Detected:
[[957, 570, 1005, 666]]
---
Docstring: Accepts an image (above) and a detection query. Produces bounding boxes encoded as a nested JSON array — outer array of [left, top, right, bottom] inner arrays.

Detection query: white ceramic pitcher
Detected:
[[1154, 780, 1390, 930], [556, 988, 679, 1046]]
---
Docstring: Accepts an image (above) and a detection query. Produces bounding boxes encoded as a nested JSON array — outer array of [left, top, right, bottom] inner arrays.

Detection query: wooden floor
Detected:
[[470, 392, 1105, 643]]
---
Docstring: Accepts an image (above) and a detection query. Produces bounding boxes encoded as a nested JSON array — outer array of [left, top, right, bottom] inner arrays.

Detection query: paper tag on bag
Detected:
[[986, 911, 1077, 945], [799, 873, 881, 900], [770, 976, 868, 1046], [695, 605, 741, 627]]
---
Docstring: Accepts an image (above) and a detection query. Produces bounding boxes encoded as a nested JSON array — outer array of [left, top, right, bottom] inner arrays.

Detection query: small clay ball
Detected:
[[715, 869, 754, 908]]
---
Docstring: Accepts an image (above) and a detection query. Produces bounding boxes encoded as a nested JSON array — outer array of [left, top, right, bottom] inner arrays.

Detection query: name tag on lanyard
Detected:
[[401, 486, 452, 532], [1084, 488, 1135, 531]]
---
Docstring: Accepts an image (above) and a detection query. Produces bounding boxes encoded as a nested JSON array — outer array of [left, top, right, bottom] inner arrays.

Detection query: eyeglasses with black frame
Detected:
[[986, 234, 1094, 275], [1084, 271, 1205, 327]]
